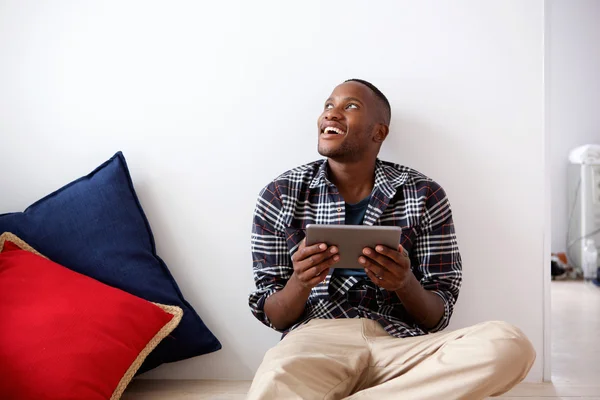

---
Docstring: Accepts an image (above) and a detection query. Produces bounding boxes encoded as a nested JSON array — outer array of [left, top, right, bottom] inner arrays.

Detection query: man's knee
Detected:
[[250, 346, 360, 400], [476, 320, 536, 375], [249, 350, 305, 400]]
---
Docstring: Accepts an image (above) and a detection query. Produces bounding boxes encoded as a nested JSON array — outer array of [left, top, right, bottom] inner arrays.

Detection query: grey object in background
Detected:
[[567, 144, 600, 272]]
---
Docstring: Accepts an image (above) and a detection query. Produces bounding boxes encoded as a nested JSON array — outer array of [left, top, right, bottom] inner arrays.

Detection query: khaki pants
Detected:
[[248, 318, 535, 400]]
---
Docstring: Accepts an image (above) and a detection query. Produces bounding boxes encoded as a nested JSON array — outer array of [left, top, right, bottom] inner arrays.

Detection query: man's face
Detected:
[[317, 81, 381, 162]]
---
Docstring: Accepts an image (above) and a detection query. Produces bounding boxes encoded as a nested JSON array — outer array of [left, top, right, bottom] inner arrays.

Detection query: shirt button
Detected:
[[337, 207, 342, 212]]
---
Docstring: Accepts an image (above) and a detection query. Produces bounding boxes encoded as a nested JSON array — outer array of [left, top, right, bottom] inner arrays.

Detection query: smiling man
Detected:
[[247, 79, 535, 399]]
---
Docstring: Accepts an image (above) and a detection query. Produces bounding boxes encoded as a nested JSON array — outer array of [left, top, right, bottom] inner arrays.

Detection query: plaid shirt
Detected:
[[249, 159, 462, 338]]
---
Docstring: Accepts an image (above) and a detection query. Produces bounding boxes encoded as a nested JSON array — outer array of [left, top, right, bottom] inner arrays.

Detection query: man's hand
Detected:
[[264, 240, 338, 331], [359, 244, 411, 291], [291, 239, 339, 289]]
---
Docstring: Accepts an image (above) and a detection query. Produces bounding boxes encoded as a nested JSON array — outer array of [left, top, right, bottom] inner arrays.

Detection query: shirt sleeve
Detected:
[[248, 181, 294, 331], [412, 182, 462, 332]]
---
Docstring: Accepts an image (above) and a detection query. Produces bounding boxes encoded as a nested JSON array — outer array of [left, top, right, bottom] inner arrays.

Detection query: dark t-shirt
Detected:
[[335, 196, 370, 277]]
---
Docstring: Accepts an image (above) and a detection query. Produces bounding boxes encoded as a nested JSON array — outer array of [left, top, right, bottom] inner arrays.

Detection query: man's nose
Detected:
[[325, 109, 342, 121]]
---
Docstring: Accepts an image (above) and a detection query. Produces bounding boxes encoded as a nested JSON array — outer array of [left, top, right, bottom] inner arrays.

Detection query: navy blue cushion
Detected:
[[0, 152, 221, 373]]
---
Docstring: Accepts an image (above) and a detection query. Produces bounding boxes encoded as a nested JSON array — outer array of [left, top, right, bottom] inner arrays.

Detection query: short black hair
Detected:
[[344, 78, 391, 124]]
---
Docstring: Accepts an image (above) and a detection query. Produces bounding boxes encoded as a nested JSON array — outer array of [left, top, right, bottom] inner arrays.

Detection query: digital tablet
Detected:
[[305, 224, 402, 269]]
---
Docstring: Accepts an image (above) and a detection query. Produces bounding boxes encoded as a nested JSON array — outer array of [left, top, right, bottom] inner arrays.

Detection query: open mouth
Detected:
[[321, 126, 346, 135]]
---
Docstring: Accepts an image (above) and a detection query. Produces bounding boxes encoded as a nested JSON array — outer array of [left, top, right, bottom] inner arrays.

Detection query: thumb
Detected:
[[398, 244, 408, 257]]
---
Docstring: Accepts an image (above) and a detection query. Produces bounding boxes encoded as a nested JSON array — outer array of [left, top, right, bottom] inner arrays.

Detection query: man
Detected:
[[248, 79, 535, 399]]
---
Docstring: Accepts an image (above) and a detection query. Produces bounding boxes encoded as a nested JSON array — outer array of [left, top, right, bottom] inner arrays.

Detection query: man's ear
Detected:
[[374, 124, 389, 143]]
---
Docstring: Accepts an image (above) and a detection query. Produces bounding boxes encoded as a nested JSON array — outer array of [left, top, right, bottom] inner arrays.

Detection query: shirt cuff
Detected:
[[428, 289, 451, 332], [251, 288, 282, 331]]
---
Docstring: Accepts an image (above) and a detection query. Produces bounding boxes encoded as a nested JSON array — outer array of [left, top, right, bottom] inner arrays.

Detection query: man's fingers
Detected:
[[373, 245, 400, 262], [292, 240, 320, 262], [296, 246, 338, 271], [296, 253, 339, 281], [323, 254, 340, 270], [306, 271, 329, 286], [373, 245, 409, 267], [294, 242, 337, 263], [300, 263, 335, 286], [307, 253, 340, 274], [398, 244, 409, 257], [362, 248, 396, 271], [291, 240, 303, 263], [359, 256, 385, 279], [364, 268, 383, 286]]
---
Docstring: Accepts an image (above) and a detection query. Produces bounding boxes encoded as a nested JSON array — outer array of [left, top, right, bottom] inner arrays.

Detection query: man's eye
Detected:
[[346, 104, 358, 110], [325, 104, 334, 109]]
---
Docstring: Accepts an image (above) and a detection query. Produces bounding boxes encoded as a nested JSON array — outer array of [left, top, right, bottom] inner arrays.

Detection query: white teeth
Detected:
[[323, 127, 345, 135]]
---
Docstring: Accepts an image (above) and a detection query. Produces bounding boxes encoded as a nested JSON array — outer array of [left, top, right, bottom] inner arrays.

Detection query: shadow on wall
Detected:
[[382, 115, 539, 328]]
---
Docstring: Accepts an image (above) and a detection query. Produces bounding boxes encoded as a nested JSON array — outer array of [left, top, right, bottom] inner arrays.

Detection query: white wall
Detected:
[[0, 0, 546, 382], [548, 0, 600, 253]]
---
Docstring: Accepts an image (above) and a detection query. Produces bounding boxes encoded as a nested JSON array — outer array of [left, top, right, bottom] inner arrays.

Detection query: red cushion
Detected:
[[2, 240, 21, 253], [0, 234, 182, 400]]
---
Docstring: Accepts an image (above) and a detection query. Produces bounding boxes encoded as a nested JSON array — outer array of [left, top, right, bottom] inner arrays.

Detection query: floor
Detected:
[[123, 281, 600, 399]]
